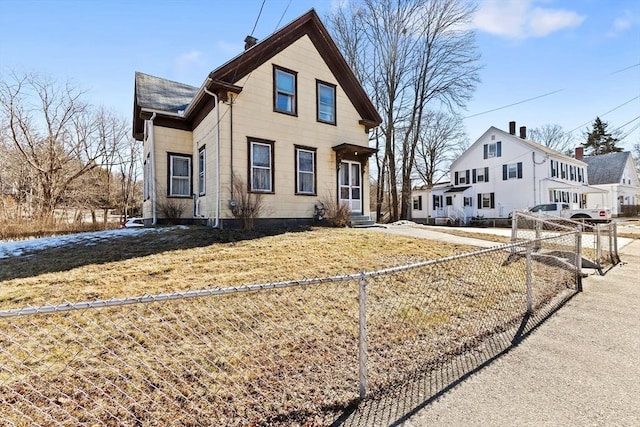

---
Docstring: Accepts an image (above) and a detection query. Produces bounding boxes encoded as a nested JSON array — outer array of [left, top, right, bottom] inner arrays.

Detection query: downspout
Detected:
[[149, 112, 157, 225], [203, 84, 221, 228]]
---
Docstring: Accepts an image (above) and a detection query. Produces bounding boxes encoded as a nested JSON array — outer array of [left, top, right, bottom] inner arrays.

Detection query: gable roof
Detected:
[[452, 126, 586, 170], [133, 9, 381, 140], [582, 151, 632, 185], [134, 72, 198, 114]]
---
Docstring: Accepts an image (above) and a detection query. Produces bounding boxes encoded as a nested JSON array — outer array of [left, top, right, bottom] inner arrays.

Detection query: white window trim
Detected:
[[198, 147, 206, 196], [169, 154, 191, 197], [250, 140, 273, 193], [295, 147, 316, 195]]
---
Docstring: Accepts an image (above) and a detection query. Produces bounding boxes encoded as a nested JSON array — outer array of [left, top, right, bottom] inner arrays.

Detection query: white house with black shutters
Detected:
[[412, 122, 595, 224]]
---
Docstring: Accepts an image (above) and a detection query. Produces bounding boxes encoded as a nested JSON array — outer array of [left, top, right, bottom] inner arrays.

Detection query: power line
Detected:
[[275, 0, 292, 29], [250, 0, 266, 37], [567, 95, 640, 134], [463, 89, 564, 119], [609, 63, 640, 75]]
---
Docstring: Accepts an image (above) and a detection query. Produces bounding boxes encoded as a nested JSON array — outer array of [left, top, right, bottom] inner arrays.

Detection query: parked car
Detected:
[[515, 203, 611, 223], [121, 217, 145, 228]]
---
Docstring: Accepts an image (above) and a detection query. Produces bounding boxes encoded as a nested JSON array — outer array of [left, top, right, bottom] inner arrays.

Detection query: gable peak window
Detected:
[[317, 80, 336, 124], [483, 141, 502, 159], [274, 65, 297, 115]]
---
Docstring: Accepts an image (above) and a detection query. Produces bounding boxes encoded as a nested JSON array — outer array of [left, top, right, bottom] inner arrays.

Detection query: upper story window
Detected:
[[483, 141, 502, 159], [274, 65, 297, 115], [473, 167, 489, 183], [168, 153, 191, 197], [317, 80, 336, 124], [249, 138, 274, 193], [503, 162, 522, 180], [295, 146, 316, 195], [198, 146, 206, 196]]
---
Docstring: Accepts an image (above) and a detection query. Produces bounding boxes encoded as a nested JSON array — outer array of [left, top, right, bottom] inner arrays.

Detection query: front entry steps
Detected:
[[350, 215, 377, 228]]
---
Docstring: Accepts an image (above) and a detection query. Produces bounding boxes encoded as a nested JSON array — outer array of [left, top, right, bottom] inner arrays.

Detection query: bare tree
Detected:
[[0, 72, 107, 221], [328, 0, 480, 221], [529, 124, 574, 154], [414, 111, 468, 187]]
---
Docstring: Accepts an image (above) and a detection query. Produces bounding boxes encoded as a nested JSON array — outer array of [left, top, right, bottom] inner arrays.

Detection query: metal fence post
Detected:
[[526, 243, 533, 314], [595, 224, 602, 262], [510, 212, 518, 243], [575, 229, 583, 292], [358, 274, 368, 399], [608, 223, 615, 265], [613, 222, 619, 264], [534, 220, 542, 251]]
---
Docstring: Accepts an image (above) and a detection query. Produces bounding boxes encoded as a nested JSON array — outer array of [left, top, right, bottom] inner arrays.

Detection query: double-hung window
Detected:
[[198, 146, 206, 195], [295, 146, 316, 195], [168, 153, 191, 197], [250, 139, 274, 192], [478, 192, 495, 209], [317, 80, 336, 124], [274, 65, 297, 115], [503, 162, 522, 180]]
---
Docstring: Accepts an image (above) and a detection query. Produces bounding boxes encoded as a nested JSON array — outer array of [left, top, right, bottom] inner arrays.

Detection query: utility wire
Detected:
[[567, 95, 640, 134], [250, 0, 266, 37], [609, 63, 640, 75], [463, 89, 564, 119], [275, 0, 292, 29]]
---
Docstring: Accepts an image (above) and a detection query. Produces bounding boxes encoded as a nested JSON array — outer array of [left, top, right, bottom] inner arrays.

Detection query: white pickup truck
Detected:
[[527, 203, 611, 223]]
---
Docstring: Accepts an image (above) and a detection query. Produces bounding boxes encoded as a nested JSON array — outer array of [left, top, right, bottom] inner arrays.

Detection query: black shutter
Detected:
[[478, 193, 482, 208], [517, 162, 523, 179], [483, 144, 488, 159], [485, 167, 489, 182], [472, 169, 477, 183], [502, 164, 508, 180], [497, 141, 502, 157], [418, 196, 422, 210], [465, 170, 470, 184], [490, 193, 495, 208], [454, 171, 459, 185], [433, 194, 437, 208]]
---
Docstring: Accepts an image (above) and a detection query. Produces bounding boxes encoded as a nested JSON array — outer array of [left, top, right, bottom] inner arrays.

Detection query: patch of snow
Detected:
[[0, 226, 185, 260]]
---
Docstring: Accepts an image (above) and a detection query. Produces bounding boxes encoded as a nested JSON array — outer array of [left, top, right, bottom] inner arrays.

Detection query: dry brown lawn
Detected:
[[0, 225, 578, 425], [0, 226, 476, 309]]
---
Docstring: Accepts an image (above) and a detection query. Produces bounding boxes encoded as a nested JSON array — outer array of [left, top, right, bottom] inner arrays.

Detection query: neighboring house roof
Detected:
[[444, 186, 471, 193], [133, 8, 382, 140], [451, 126, 586, 170], [582, 151, 632, 185]]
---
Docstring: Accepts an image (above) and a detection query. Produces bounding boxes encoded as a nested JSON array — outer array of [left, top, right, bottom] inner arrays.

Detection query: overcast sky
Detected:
[[1, 0, 638, 150]]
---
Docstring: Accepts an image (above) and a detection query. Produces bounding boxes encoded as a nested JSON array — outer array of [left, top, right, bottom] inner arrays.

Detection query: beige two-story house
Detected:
[[133, 9, 381, 227]]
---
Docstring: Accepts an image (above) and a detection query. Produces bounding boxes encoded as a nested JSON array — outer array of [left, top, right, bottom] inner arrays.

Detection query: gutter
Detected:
[[203, 80, 221, 229], [149, 112, 157, 225]]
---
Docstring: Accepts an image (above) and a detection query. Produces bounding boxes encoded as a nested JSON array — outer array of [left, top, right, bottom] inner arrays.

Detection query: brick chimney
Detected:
[[509, 121, 516, 135], [519, 126, 527, 139], [575, 146, 584, 160], [244, 35, 258, 50]]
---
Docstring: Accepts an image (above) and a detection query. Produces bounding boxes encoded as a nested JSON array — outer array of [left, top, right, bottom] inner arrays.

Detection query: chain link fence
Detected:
[[1, 232, 582, 425], [511, 211, 620, 272]]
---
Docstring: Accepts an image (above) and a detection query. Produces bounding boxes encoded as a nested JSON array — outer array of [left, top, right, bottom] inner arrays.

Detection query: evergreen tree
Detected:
[[584, 117, 623, 155]]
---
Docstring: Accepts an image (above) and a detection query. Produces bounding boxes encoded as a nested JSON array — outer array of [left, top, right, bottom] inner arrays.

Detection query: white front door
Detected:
[[339, 161, 362, 213]]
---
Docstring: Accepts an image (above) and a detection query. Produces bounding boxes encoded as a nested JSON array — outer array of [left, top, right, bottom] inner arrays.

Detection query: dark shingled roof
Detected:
[[134, 72, 198, 114], [582, 151, 630, 185]]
